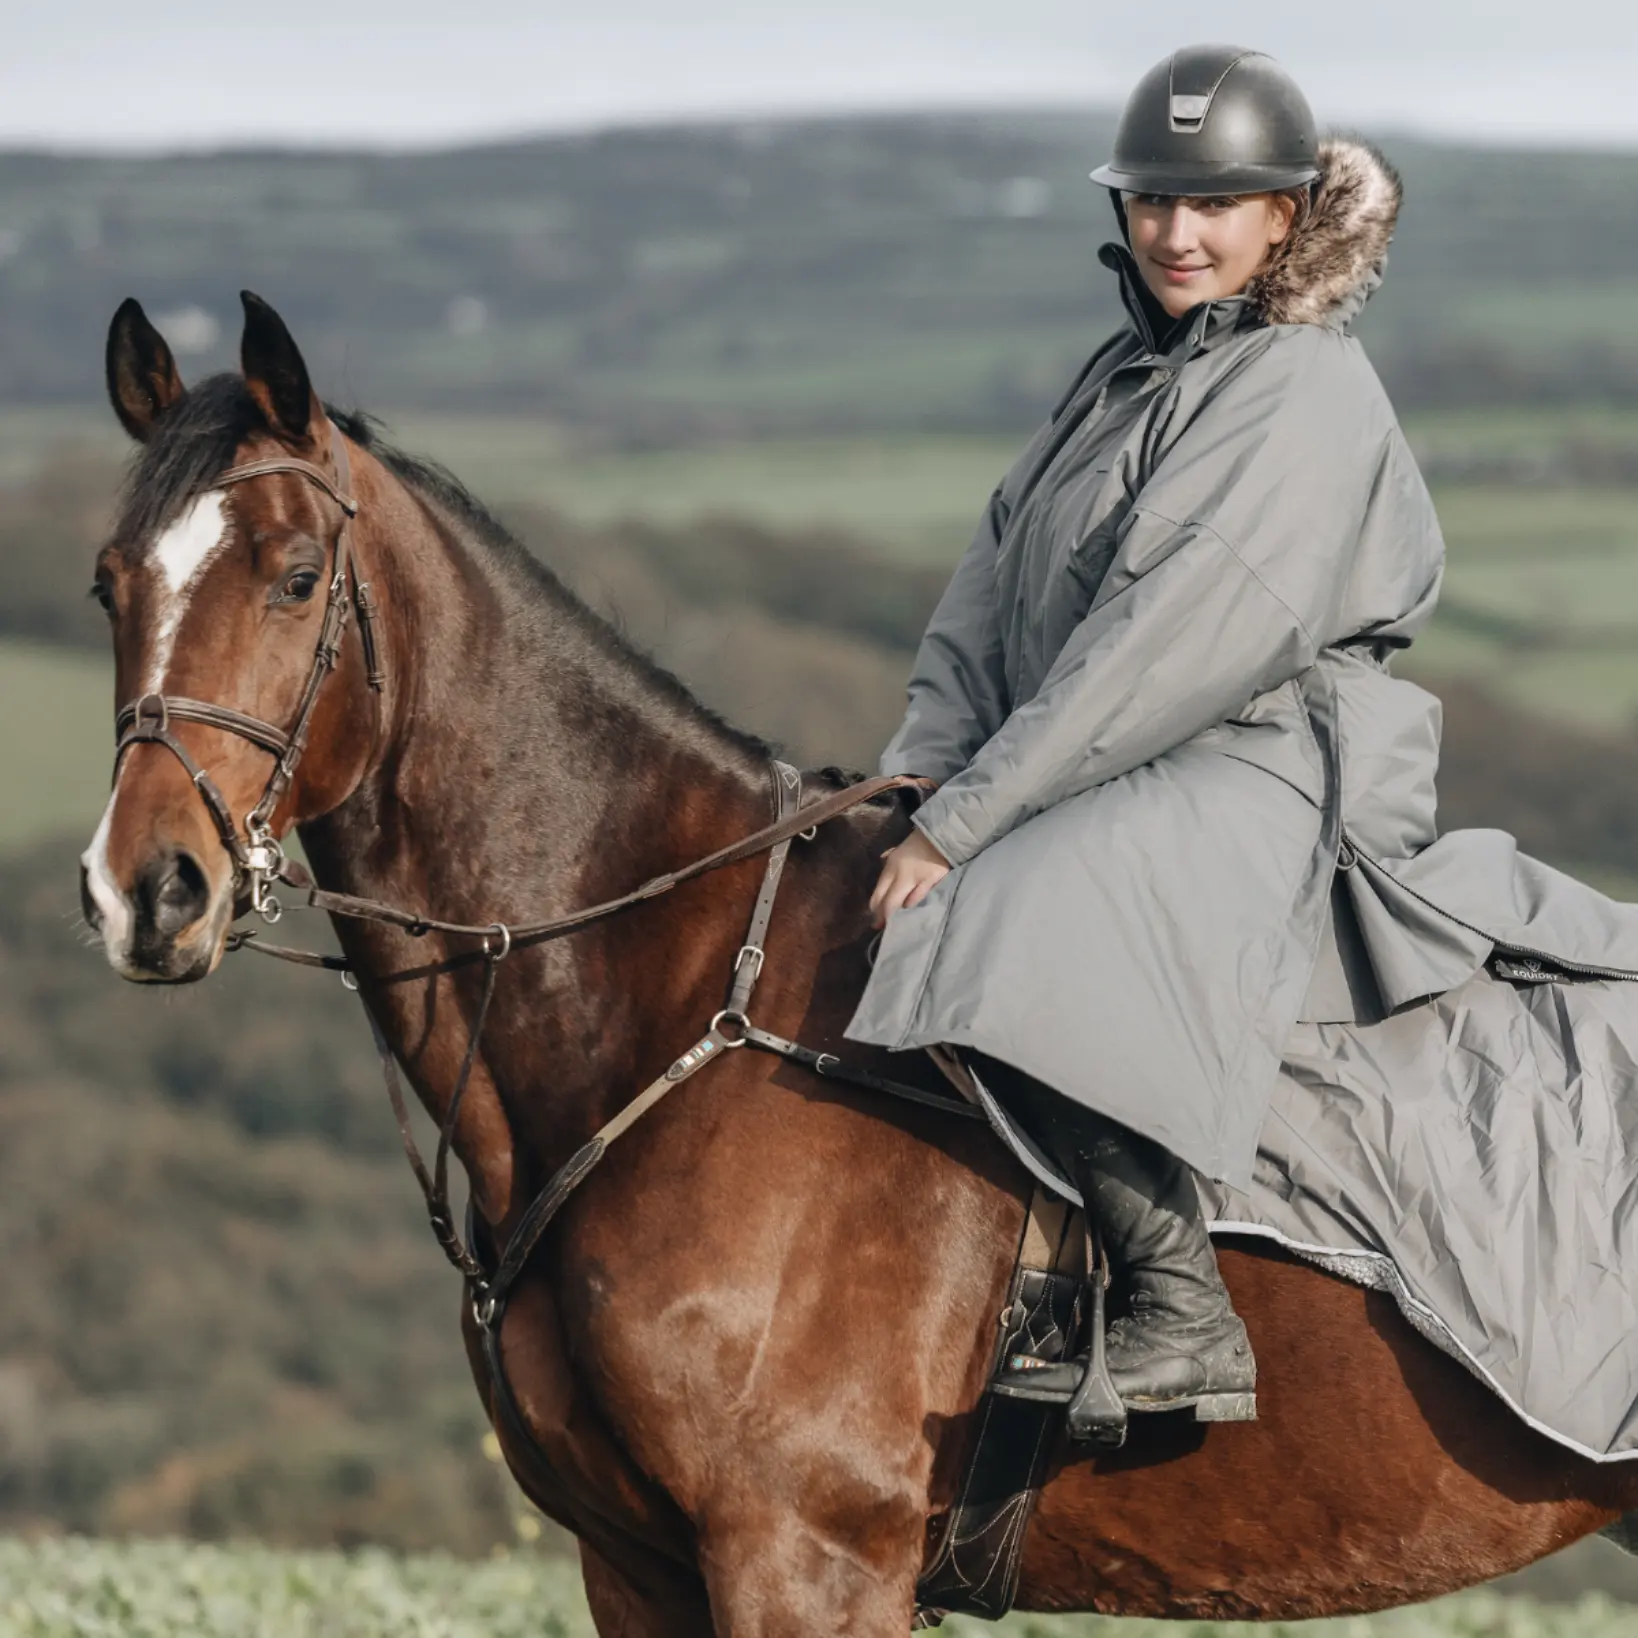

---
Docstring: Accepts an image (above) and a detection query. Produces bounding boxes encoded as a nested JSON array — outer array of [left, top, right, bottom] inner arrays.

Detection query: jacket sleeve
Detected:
[[912, 330, 1387, 866], [877, 485, 1012, 784], [878, 415, 1063, 783]]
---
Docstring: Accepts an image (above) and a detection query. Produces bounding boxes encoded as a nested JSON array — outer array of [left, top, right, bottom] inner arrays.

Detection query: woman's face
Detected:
[[1124, 192, 1297, 319]]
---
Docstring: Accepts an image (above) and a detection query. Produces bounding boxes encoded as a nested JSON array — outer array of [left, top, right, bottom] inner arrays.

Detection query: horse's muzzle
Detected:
[[80, 845, 228, 983]]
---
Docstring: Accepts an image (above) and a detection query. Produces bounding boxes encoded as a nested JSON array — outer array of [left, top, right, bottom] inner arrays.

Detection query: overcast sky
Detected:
[[6, 0, 1636, 151]]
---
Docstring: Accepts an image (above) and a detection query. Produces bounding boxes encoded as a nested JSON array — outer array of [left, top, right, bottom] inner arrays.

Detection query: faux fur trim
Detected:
[[1249, 137, 1402, 328]]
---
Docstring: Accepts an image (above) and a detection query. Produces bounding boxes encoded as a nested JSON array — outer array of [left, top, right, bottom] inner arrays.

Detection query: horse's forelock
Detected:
[[114, 373, 263, 547]]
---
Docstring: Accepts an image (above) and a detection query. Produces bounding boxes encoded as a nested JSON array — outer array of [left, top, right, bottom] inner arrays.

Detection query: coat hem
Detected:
[[1209, 1221, 1638, 1465]]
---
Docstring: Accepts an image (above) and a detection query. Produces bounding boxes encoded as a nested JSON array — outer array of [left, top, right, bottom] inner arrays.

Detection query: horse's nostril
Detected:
[[136, 848, 212, 938], [79, 864, 103, 932]]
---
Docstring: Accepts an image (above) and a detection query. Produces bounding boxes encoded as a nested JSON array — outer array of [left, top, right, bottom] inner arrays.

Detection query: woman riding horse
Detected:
[[850, 43, 1638, 1434], [83, 44, 1638, 1621]]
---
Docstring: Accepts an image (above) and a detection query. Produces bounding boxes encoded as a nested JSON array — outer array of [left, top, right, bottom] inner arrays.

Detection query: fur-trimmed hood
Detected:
[[1248, 137, 1401, 329]]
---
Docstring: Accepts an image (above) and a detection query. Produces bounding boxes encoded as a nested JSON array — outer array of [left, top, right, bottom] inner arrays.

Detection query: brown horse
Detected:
[[82, 292, 1638, 1633]]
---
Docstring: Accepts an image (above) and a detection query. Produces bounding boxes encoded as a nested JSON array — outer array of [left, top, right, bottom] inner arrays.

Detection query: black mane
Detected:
[[113, 376, 770, 761]]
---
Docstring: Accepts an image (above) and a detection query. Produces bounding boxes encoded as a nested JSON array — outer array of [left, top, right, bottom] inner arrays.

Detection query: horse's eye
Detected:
[[89, 581, 115, 619], [281, 569, 321, 604]]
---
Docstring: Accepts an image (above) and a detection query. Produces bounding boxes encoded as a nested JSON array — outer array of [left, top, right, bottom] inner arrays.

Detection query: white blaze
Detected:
[[83, 492, 231, 968], [81, 777, 134, 965], [144, 491, 230, 693]]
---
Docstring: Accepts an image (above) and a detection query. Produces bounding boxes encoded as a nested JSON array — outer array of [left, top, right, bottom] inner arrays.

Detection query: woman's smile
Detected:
[[1126, 192, 1297, 317]]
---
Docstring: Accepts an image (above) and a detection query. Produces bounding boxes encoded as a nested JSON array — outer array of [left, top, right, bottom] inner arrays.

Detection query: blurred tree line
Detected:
[[2, 116, 1636, 436]]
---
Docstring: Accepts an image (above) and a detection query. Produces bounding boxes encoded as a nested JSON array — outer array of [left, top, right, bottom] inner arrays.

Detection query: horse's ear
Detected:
[[105, 298, 186, 444], [240, 290, 321, 446]]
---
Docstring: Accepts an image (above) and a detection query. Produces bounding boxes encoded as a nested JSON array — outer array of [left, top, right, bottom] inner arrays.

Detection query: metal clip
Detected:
[[244, 822, 287, 924]]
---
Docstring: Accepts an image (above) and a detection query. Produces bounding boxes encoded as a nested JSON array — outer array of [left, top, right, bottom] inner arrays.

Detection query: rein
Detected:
[[109, 421, 980, 1398]]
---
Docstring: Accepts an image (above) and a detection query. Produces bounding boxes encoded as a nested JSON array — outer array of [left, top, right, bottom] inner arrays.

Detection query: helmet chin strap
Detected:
[[1107, 189, 1131, 245]]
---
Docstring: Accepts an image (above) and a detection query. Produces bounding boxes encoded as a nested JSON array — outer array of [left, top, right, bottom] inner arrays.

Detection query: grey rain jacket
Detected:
[[845, 139, 1638, 1188]]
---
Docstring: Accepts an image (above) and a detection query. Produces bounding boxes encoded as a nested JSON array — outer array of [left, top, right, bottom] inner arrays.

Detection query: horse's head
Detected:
[[82, 292, 383, 982]]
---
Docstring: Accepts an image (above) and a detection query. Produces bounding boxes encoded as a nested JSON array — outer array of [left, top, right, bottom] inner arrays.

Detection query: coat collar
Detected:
[[1102, 137, 1403, 352], [1100, 241, 1254, 358]]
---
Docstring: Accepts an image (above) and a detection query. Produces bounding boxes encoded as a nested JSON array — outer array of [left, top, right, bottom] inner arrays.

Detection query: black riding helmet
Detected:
[[1092, 45, 1320, 197]]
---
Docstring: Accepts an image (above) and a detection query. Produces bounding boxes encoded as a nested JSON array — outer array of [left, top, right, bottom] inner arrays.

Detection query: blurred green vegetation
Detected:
[[1, 1536, 1636, 1635], [6, 116, 1638, 434], [0, 641, 109, 850]]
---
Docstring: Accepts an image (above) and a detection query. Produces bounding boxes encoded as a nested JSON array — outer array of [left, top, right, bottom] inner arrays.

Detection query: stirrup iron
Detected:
[[1065, 1232, 1126, 1447]]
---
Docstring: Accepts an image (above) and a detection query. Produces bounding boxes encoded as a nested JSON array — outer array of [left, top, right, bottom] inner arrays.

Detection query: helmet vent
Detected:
[[1170, 93, 1211, 131]]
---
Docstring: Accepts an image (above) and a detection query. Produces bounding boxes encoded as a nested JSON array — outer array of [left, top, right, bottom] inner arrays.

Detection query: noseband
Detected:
[[113, 422, 386, 922]]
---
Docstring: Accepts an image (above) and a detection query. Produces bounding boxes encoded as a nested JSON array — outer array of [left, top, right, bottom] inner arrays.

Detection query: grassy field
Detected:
[[0, 640, 110, 853], [1, 1538, 1635, 1638], [1401, 483, 1638, 729], [389, 415, 1019, 565]]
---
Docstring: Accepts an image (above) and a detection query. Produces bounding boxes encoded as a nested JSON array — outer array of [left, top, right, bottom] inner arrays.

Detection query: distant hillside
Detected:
[[2, 114, 1636, 434]]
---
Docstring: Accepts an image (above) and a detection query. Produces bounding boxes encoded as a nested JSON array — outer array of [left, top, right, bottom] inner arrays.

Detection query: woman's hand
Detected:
[[869, 827, 952, 929]]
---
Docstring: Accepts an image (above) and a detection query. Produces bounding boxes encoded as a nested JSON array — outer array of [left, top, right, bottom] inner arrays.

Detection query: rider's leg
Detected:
[[969, 1052, 1256, 1420]]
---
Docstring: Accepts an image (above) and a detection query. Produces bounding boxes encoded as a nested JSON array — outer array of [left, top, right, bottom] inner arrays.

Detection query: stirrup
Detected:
[[1064, 1233, 1126, 1447], [989, 1228, 1129, 1444]]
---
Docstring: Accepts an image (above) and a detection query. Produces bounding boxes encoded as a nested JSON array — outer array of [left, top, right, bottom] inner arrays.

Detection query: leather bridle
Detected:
[[113, 422, 385, 922]]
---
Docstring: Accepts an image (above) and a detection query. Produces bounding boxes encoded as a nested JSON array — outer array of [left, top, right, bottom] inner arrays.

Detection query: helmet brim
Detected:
[[1090, 161, 1321, 196]]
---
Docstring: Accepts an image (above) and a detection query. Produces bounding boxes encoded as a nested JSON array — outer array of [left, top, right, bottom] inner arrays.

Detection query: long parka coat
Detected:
[[845, 139, 1638, 1189]]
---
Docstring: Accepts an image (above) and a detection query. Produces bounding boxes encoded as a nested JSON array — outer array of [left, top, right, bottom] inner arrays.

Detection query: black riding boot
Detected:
[[974, 1059, 1256, 1431]]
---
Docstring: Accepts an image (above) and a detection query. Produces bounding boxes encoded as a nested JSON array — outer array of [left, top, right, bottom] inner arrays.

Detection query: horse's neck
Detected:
[[318, 481, 767, 900], [301, 482, 773, 1197]]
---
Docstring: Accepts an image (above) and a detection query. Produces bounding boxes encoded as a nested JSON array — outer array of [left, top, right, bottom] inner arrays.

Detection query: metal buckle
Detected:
[[732, 944, 765, 979]]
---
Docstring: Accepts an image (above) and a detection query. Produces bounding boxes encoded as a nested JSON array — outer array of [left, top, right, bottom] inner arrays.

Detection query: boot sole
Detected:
[[1126, 1390, 1258, 1422]]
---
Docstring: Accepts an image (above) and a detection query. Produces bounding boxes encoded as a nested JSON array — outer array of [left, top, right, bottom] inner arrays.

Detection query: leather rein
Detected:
[[110, 420, 981, 1369]]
